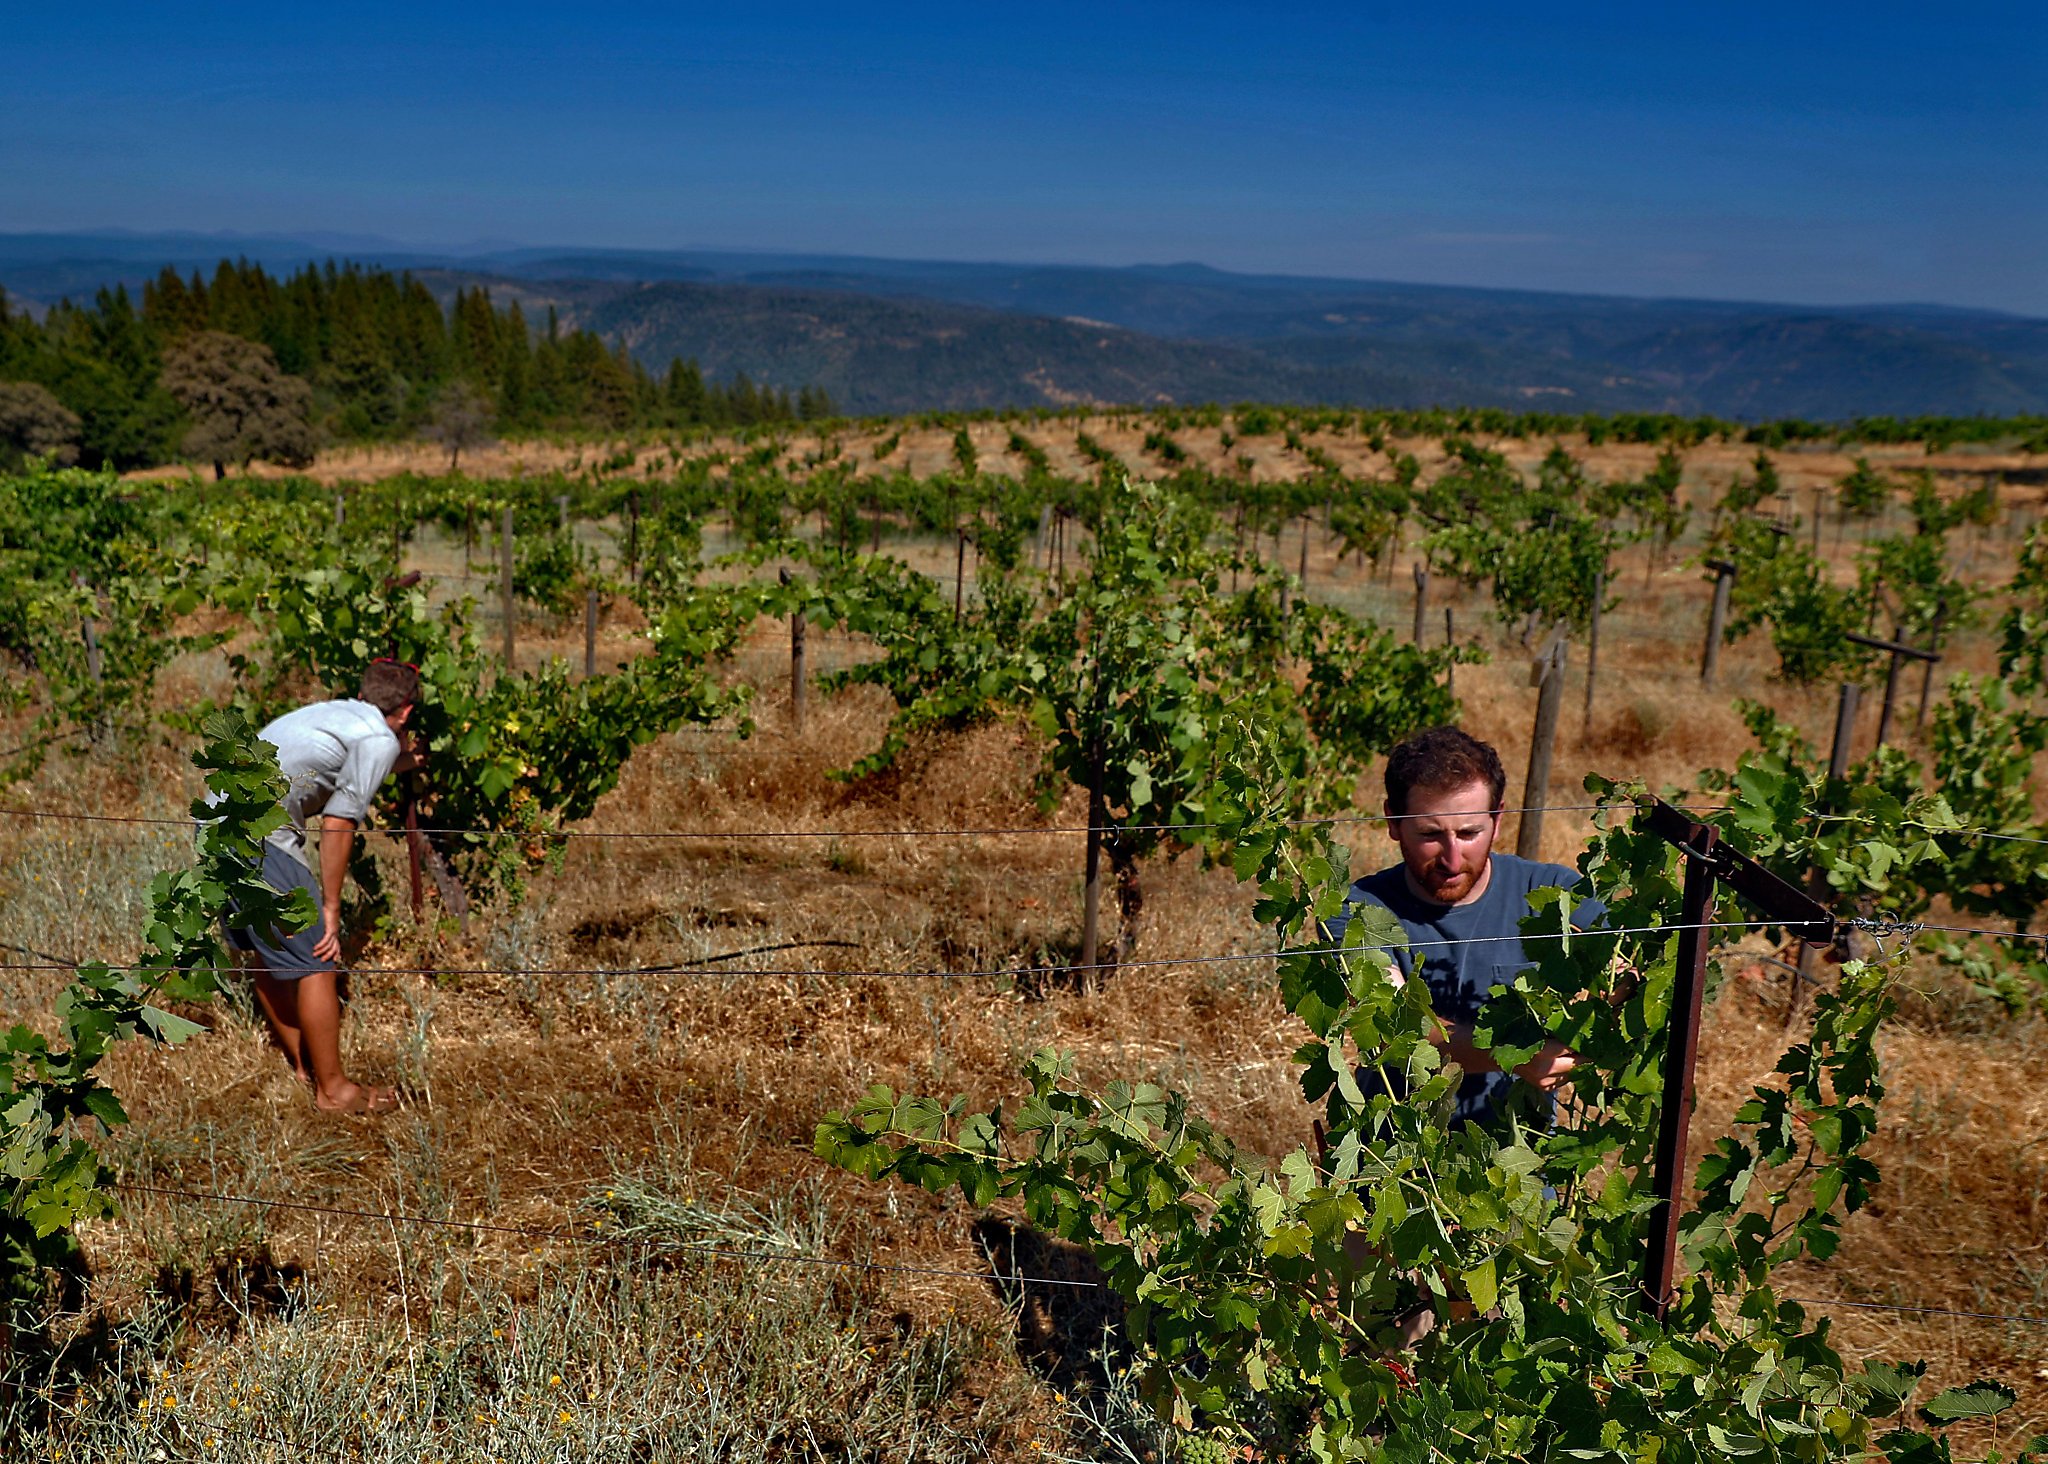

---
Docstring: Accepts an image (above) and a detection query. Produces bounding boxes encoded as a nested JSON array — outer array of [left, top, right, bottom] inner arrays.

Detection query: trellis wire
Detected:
[[0, 919, 1808, 984], [2, 798, 2041, 852], [0, 798, 1710, 838]]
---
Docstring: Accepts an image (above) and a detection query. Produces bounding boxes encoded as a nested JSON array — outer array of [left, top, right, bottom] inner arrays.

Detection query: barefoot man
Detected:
[[1330, 725, 1603, 1128], [226, 658, 418, 1114]]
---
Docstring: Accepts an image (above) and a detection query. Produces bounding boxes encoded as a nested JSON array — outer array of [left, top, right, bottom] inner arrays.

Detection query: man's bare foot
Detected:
[[313, 1081, 399, 1116]]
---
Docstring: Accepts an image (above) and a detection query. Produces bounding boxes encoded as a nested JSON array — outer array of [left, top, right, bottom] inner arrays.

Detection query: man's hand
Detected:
[[315, 814, 357, 964], [313, 903, 344, 963], [1511, 1039, 1577, 1092]]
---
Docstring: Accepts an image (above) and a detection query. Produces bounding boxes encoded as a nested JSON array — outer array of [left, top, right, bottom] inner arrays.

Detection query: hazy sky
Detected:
[[6, 2, 2044, 312]]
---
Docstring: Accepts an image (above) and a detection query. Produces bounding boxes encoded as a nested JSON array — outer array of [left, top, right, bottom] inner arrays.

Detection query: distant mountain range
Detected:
[[6, 231, 2046, 420]]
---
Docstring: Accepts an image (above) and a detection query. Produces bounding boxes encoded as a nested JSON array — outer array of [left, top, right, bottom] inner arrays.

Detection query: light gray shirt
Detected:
[[257, 699, 401, 858]]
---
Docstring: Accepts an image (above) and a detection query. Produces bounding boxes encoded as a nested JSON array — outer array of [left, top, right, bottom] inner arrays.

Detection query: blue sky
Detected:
[[5, 3, 2043, 312]]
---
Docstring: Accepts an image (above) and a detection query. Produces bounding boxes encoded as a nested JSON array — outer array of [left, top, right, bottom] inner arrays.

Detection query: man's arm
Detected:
[[314, 814, 356, 963]]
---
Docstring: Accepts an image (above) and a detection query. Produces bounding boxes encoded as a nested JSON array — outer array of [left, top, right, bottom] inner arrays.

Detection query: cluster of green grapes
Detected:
[[1175, 1432, 1233, 1464]]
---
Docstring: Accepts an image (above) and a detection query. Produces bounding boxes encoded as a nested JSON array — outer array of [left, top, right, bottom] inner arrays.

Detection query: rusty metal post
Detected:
[[1644, 824, 1717, 1319]]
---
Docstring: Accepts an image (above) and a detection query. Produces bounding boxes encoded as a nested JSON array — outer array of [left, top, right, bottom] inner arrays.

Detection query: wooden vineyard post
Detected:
[[584, 587, 599, 678], [80, 606, 102, 690], [1790, 682, 1863, 1023], [1829, 681, 1861, 776], [627, 492, 640, 580], [1811, 488, 1825, 555], [1079, 747, 1106, 992], [1699, 559, 1736, 686], [954, 530, 967, 622], [1848, 630, 1940, 751], [1914, 604, 1947, 732], [556, 494, 570, 535], [1516, 628, 1569, 860], [1298, 516, 1310, 591], [784, 569, 808, 737], [1443, 606, 1456, 698], [333, 493, 346, 533], [1638, 800, 1836, 1318], [499, 506, 516, 670], [1582, 567, 1605, 738], [403, 793, 425, 918], [1411, 563, 1429, 645]]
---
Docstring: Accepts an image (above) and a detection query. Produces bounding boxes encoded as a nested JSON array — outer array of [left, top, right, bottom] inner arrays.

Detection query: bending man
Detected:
[[228, 658, 417, 1115]]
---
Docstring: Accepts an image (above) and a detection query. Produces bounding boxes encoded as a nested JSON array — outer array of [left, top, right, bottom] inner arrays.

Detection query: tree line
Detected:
[[0, 258, 835, 471]]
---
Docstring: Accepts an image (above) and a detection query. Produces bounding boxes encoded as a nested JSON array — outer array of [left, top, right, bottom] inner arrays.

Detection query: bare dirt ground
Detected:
[[20, 430, 2048, 1457]]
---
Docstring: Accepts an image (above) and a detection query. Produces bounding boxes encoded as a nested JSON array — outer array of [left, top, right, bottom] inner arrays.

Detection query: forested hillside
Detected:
[[0, 260, 830, 470]]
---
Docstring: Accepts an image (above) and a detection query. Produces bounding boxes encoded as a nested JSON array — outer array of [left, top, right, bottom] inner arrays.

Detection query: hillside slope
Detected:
[[5, 232, 2046, 418]]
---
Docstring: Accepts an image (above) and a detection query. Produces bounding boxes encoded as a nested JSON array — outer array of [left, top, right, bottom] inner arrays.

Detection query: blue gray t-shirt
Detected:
[[1329, 853, 1603, 1125]]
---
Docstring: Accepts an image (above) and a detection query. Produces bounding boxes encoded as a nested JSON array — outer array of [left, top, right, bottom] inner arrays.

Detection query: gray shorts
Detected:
[[223, 841, 333, 980]]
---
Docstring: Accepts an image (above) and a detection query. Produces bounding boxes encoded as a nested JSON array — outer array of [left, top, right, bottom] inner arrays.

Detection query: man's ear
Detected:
[[1384, 801, 1402, 842], [392, 703, 414, 730]]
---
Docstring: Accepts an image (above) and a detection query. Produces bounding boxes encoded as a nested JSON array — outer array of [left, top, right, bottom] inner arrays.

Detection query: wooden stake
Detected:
[[1444, 606, 1456, 698], [954, 530, 967, 622], [584, 587, 599, 678], [1914, 604, 1947, 732], [1828, 681, 1861, 775], [1411, 563, 1429, 645], [1516, 629, 1569, 860], [1791, 683, 1862, 1023], [1582, 568, 1605, 737], [499, 506, 515, 670], [1700, 560, 1736, 686], [790, 608, 808, 735], [403, 793, 425, 918], [1080, 749, 1105, 991]]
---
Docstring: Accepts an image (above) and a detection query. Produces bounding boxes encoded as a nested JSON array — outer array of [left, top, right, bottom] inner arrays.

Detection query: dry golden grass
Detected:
[[12, 439, 2048, 1457]]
